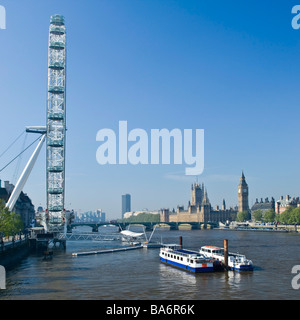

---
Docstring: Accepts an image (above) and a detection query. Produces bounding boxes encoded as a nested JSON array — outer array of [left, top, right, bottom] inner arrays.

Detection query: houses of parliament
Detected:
[[160, 172, 249, 224]]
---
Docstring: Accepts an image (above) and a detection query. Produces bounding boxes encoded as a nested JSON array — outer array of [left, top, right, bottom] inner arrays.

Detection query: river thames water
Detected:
[[1, 227, 300, 300]]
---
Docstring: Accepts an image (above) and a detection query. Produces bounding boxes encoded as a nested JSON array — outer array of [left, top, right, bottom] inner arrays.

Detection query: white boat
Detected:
[[199, 246, 253, 271], [160, 244, 214, 273], [142, 241, 162, 248]]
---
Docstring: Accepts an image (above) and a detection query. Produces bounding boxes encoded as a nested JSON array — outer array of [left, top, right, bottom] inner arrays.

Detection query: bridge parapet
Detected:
[[70, 221, 218, 232]]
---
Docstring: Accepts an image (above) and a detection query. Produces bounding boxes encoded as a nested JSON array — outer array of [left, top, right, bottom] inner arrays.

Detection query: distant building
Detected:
[[97, 209, 106, 222], [191, 183, 204, 206], [122, 194, 131, 219], [275, 195, 300, 214], [75, 209, 106, 223], [123, 210, 159, 219], [161, 183, 237, 224], [0, 180, 35, 228], [251, 197, 275, 217], [238, 171, 249, 213]]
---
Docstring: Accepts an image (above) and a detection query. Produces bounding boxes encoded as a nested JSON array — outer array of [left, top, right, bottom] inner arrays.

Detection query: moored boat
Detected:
[[159, 244, 214, 273], [200, 245, 253, 271]]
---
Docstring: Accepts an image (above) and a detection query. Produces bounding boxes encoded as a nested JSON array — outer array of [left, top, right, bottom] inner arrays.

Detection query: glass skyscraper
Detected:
[[122, 194, 131, 218]]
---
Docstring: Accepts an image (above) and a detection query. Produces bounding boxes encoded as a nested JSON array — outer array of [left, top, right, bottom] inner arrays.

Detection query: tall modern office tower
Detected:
[[122, 194, 131, 218]]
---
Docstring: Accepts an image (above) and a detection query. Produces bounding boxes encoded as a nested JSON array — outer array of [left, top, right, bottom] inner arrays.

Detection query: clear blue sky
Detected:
[[0, 0, 299, 219]]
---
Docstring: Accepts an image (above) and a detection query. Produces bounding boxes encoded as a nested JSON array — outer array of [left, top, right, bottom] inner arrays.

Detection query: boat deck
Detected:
[[176, 249, 199, 255]]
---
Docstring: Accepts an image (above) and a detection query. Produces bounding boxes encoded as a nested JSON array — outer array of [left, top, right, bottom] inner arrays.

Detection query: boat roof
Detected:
[[162, 244, 180, 248], [162, 246, 201, 256], [201, 246, 222, 250], [176, 249, 199, 255]]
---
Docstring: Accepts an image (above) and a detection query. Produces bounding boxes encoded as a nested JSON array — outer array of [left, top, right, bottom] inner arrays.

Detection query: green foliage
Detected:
[[0, 199, 24, 236], [236, 211, 249, 222], [278, 206, 300, 225], [120, 212, 160, 223], [252, 209, 263, 222], [263, 209, 276, 223]]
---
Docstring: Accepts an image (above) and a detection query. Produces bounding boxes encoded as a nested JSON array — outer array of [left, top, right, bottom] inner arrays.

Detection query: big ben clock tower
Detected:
[[238, 171, 249, 213]]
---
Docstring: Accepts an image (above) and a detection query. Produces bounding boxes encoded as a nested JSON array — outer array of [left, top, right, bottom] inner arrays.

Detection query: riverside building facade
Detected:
[[161, 183, 237, 224], [0, 180, 35, 228]]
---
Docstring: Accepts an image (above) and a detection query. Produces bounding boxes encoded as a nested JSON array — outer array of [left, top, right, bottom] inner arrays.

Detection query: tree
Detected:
[[0, 199, 24, 237], [263, 209, 275, 223], [289, 207, 300, 224], [252, 209, 263, 222], [278, 206, 298, 225], [236, 211, 249, 222], [293, 207, 300, 224]]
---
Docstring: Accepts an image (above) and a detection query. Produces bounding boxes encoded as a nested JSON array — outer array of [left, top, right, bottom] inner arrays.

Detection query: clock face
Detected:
[[238, 188, 241, 193], [243, 188, 247, 193]]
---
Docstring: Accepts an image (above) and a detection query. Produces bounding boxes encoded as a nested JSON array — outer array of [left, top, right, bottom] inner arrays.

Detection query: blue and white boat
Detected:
[[159, 244, 214, 273], [199, 246, 253, 271]]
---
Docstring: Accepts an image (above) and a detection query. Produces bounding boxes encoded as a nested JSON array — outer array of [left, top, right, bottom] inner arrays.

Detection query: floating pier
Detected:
[[72, 245, 143, 256]]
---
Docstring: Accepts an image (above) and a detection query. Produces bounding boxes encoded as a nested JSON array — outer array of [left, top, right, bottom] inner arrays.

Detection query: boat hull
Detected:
[[160, 257, 214, 273], [230, 265, 253, 271]]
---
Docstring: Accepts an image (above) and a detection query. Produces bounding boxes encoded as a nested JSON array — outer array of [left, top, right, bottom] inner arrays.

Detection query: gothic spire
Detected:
[[202, 188, 210, 205], [241, 170, 245, 180]]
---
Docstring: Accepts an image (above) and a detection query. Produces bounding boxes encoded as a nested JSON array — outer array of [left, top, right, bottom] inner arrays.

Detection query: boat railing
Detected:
[[162, 244, 180, 249], [173, 250, 199, 258], [163, 247, 203, 259]]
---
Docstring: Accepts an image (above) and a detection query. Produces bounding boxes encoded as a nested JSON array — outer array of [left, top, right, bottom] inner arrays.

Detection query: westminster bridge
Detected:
[[69, 221, 219, 232]]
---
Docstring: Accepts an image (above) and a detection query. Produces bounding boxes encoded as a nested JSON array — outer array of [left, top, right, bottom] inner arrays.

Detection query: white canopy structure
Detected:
[[120, 230, 144, 238]]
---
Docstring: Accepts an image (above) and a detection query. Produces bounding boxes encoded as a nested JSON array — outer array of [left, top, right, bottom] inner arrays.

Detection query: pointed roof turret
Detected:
[[241, 170, 245, 180], [239, 170, 248, 187], [202, 188, 210, 205]]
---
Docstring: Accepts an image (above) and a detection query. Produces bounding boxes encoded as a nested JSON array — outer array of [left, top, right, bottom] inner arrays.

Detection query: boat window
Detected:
[[187, 259, 189, 262], [181, 257, 183, 261]]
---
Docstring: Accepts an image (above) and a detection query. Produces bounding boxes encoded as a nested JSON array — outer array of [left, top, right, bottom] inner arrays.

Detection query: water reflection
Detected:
[[1, 229, 300, 299], [159, 263, 197, 286]]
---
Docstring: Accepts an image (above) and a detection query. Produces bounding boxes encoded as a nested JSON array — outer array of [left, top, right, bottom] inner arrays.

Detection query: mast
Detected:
[[6, 135, 46, 212]]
